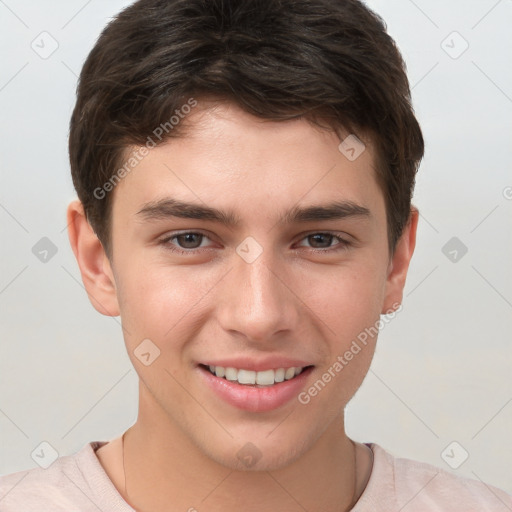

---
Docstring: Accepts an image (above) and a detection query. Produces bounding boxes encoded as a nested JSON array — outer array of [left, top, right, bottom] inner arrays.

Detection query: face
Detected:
[[95, 102, 410, 470]]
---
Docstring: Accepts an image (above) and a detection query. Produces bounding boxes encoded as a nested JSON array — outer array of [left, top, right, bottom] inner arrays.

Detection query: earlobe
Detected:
[[67, 200, 120, 317], [381, 207, 419, 314]]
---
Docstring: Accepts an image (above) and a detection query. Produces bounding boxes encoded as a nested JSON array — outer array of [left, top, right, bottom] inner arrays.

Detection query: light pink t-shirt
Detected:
[[0, 441, 510, 511]]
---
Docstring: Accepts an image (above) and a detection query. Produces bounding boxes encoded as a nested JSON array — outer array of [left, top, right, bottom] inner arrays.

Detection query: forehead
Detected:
[[112, 102, 384, 227]]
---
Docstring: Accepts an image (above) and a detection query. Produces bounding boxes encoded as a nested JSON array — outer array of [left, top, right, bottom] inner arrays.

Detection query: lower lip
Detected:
[[198, 366, 314, 412]]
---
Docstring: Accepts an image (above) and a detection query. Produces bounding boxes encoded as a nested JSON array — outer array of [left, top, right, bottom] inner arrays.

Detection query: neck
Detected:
[[118, 387, 364, 512]]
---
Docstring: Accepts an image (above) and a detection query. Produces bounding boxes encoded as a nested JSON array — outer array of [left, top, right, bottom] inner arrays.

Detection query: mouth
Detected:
[[199, 364, 313, 387], [197, 362, 315, 412]]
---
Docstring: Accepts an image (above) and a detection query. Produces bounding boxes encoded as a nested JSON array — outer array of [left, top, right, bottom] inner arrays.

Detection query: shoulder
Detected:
[[0, 441, 130, 511], [354, 443, 512, 512], [0, 445, 88, 510]]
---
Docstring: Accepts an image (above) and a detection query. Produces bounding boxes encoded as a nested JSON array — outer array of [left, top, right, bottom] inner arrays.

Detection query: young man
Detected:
[[1, 0, 510, 510]]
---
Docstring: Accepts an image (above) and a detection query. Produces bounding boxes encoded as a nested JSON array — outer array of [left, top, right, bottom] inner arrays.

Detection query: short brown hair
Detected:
[[69, 0, 424, 257]]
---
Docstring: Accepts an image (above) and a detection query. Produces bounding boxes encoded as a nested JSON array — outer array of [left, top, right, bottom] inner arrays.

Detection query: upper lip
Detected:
[[199, 357, 314, 372]]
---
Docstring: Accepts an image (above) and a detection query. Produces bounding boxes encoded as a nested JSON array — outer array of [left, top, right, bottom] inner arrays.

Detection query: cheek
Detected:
[[305, 258, 387, 341], [299, 268, 383, 412], [115, 258, 223, 348], [297, 259, 386, 402]]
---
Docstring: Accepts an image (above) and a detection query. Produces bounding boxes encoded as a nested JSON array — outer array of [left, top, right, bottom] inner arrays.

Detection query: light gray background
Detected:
[[1, 0, 511, 496]]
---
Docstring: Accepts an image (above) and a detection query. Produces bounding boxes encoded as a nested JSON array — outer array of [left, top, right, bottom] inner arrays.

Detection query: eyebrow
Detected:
[[135, 198, 371, 226]]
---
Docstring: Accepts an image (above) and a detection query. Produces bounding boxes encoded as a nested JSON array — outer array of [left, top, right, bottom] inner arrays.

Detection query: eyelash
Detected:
[[159, 230, 352, 255]]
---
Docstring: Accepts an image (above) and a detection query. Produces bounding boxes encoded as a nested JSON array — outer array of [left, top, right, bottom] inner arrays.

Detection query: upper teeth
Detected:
[[207, 365, 304, 386]]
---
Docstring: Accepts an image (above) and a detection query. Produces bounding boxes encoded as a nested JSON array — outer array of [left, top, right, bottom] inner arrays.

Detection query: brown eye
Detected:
[[175, 233, 204, 249], [159, 231, 214, 254], [307, 233, 335, 248], [295, 232, 351, 252]]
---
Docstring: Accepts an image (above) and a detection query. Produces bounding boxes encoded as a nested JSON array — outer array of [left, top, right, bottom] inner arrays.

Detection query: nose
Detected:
[[216, 245, 300, 344]]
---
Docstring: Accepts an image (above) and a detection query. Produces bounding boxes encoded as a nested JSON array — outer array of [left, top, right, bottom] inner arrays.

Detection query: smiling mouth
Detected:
[[199, 364, 314, 387]]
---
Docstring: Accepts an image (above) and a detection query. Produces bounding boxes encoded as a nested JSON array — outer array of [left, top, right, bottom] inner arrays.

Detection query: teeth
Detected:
[[238, 369, 256, 385], [205, 365, 305, 386], [225, 367, 238, 381], [284, 367, 295, 380], [274, 368, 285, 383], [256, 369, 275, 385]]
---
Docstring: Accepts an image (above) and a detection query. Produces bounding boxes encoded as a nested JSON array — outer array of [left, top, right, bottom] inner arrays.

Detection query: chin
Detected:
[[200, 431, 313, 472]]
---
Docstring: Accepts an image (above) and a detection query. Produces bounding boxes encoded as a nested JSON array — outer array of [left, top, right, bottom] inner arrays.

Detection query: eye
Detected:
[[296, 232, 351, 252], [159, 230, 352, 256], [160, 231, 214, 254]]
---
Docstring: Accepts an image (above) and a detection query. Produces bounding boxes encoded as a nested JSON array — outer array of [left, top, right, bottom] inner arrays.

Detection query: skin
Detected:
[[67, 101, 418, 512]]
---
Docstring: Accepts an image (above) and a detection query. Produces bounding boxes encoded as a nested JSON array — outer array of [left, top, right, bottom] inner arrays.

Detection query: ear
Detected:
[[381, 206, 418, 314], [67, 200, 120, 316]]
